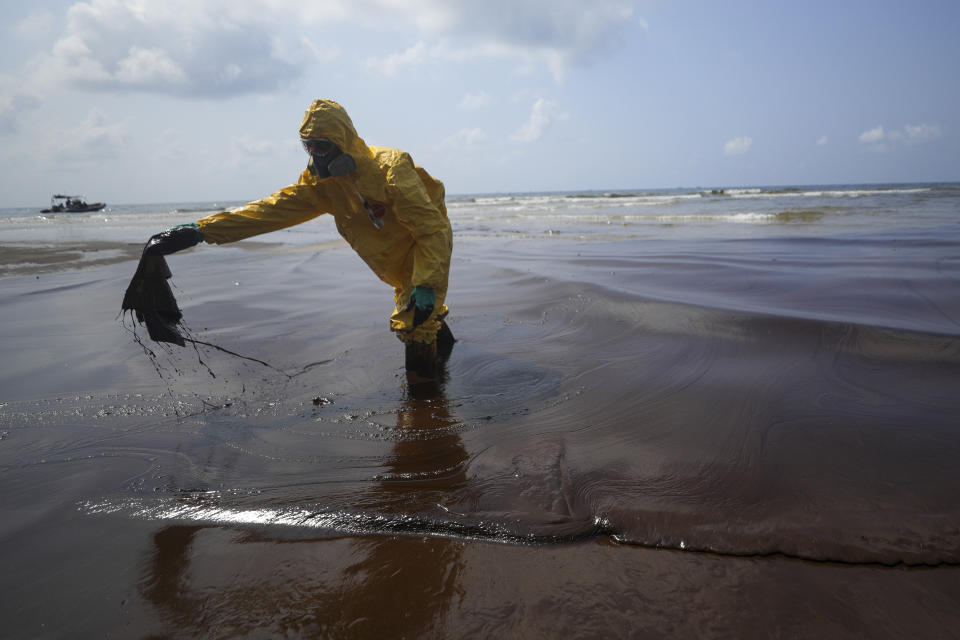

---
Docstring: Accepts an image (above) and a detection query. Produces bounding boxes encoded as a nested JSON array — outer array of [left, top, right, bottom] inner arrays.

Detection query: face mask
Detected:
[[302, 138, 357, 178]]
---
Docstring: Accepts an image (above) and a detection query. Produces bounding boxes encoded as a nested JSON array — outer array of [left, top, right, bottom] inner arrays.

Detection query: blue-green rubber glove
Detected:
[[404, 286, 435, 328], [144, 223, 204, 257]]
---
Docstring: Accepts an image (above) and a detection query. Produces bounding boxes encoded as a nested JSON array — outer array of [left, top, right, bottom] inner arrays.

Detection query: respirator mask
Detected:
[[302, 137, 357, 178], [302, 137, 384, 229]]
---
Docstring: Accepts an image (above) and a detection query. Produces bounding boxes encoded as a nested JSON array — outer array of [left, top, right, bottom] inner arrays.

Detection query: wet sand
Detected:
[[0, 241, 144, 277], [1, 236, 959, 638]]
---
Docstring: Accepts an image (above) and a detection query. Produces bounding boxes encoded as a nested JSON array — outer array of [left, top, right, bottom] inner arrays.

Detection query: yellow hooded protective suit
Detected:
[[195, 99, 452, 344]]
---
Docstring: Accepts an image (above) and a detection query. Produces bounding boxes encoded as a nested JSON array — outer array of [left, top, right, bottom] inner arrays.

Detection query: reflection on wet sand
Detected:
[[336, 372, 468, 637], [140, 369, 469, 637]]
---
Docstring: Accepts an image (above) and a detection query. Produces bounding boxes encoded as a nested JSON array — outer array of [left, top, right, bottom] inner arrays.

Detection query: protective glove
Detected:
[[404, 286, 435, 328], [144, 223, 204, 256]]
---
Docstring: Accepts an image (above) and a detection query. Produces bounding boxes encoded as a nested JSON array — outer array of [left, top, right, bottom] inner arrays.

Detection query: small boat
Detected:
[[41, 194, 106, 213]]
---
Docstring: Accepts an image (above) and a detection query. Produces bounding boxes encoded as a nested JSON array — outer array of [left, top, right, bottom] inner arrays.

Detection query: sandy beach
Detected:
[[2, 188, 960, 638]]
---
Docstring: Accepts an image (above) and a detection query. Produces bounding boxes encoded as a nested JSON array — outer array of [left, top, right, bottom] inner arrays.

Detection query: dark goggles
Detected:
[[301, 137, 337, 156]]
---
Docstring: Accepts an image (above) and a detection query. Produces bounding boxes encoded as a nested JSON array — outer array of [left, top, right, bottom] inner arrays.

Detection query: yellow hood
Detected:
[[299, 99, 360, 151], [298, 99, 386, 196]]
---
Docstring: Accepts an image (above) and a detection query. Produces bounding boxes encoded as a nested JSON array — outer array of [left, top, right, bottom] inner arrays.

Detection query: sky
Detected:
[[1, 0, 958, 206]]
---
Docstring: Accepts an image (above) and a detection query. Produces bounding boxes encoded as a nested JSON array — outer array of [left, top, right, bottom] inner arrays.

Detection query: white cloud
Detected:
[[357, 0, 646, 82], [31, 0, 303, 97], [0, 77, 41, 134], [510, 98, 559, 143], [366, 41, 431, 77], [48, 109, 128, 164], [816, 135, 829, 146], [859, 125, 884, 144], [25, 0, 646, 97], [401, 0, 643, 79], [460, 91, 492, 110], [114, 47, 187, 85], [273, 36, 339, 66], [226, 135, 285, 168], [155, 128, 189, 161], [0, 94, 41, 134], [15, 10, 55, 39], [441, 127, 488, 150], [723, 136, 752, 156], [904, 123, 942, 144], [858, 123, 942, 150], [231, 136, 281, 156]]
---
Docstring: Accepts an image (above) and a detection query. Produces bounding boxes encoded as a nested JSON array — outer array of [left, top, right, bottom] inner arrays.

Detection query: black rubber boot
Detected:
[[436, 320, 456, 361], [405, 339, 437, 380]]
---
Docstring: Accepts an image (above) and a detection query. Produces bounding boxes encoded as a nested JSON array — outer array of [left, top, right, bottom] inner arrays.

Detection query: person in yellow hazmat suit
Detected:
[[137, 99, 454, 377]]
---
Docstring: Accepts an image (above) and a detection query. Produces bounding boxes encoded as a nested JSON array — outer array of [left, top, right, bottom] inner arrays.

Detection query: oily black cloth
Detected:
[[121, 252, 185, 346]]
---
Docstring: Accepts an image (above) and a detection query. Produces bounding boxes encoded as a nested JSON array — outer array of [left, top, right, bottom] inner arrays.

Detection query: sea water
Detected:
[[3, 182, 958, 245]]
